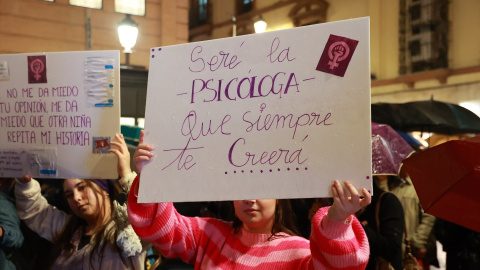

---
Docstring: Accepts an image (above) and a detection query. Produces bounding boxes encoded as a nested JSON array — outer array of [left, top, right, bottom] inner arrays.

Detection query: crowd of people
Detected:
[[1, 131, 479, 269]]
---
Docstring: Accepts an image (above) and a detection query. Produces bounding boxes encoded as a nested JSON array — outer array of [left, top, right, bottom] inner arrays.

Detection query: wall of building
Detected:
[[451, 0, 480, 68], [0, 0, 189, 68], [369, 0, 480, 115], [3, 0, 478, 113], [197, 1, 479, 75], [196, 0, 400, 80]]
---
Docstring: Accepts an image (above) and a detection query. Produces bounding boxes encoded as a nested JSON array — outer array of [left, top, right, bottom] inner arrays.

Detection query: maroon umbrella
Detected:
[[402, 135, 480, 232], [372, 122, 414, 175]]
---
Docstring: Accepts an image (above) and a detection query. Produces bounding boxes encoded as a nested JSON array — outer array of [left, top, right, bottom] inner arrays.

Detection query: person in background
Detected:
[[0, 178, 24, 270], [15, 134, 149, 269], [127, 130, 371, 269], [434, 219, 480, 270], [357, 177, 405, 270], [374, 175, 390, 192], [389, 168, 438, 269]]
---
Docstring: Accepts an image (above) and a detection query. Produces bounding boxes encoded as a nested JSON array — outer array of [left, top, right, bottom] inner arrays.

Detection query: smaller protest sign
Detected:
[[0, 51, 120, 179]]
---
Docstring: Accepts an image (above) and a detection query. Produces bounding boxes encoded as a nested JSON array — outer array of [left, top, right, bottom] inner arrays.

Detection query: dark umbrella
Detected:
[[371, 102, 434, 131], [372, 100, 480, 135], [401, 99, 480, 134], [371, 103, 402, 129], [402, 135, 480, 232]]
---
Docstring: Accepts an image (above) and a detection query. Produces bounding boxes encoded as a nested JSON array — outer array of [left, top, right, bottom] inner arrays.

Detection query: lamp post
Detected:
[[232, 15, 237, 37], [254, 15, 267, 33], [118, 14, 138, 66]]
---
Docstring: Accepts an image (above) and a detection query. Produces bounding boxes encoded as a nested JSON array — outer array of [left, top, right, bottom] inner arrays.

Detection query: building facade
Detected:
[[1, 0, 479, 117], [189, 0, 480, 116], [0, 0, 189, 68]]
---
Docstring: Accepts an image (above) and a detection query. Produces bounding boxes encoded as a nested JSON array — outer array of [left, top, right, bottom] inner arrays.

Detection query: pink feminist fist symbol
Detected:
[[327, 41, 350, 70], [27, 55, 47, 83], [30, 59, 44, 80], [316, 34, 359, 77]]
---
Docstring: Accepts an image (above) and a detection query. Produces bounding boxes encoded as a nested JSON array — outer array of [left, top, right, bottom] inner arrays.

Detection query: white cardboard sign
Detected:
[[139, 18, 372, 203], [0, 51, 120, 179]]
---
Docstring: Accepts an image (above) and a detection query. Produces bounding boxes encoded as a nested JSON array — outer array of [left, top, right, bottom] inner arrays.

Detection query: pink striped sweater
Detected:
[[128, 176, 369, 269]]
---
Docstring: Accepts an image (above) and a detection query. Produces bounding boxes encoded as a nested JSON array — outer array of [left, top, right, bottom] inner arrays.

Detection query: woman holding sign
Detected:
[[14, 134, 148, 269], [127, 130, 371, 269]]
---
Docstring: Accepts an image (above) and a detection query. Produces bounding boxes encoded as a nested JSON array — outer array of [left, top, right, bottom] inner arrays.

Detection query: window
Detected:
[[236, 0, 254, 15], [409, 3, 421, 22], [399, 0, 449, 74], [409, 39, 421, 57], [190, 0, 211, 29], [69, 0, 102, 9], [198, 0, 208, 25], [115, 0, 145, 16]]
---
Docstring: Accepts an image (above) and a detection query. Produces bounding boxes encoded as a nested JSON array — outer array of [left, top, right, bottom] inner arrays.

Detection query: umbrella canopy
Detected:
[[371, 100, 480, 135], [402, 135, 480, 232], [372, 122, 414, 175], [371, 102, 433, 131], [401, 100, 480, 134], [371, 103, 404, 130]]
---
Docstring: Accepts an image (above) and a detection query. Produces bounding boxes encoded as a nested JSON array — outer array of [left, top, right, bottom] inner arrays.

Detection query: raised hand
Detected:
[[328, 180, 371, 222], [109, 133, 132, 178], [133, 130, 154, 174]]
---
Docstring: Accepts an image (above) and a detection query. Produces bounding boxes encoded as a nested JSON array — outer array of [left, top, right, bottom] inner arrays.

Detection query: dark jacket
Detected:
[[434, 218, 480, 270], [0, 188, 24, 270], [358, 182, 405, 270]]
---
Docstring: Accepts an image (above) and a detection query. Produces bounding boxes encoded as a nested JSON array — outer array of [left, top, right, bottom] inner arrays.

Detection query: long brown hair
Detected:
[[232, 199, 299, 240], [48, 179, 130, 269]]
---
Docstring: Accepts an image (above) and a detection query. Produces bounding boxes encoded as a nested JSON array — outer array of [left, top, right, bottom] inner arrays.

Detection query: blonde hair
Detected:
[[49, 179, 133, 269]]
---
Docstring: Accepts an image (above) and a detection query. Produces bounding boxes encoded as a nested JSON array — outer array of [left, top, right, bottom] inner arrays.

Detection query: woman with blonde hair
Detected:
[[15, 134, 148, 269]]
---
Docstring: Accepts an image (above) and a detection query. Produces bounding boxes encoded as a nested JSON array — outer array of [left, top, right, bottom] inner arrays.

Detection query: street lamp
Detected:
[[254, 15, 267, 33], [232, 15, 237, 37], [118, 14, 138, 65]]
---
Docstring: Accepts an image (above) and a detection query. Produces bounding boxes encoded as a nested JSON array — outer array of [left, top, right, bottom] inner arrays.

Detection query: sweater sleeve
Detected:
[[127, 175, 202, 264], [114, 171, 137, 195], [14, 178, 69, 242], [309, 206, 370, 269], [111, 171, 150, 258]]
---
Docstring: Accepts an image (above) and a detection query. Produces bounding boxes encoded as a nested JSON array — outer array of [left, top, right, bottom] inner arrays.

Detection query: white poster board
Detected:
[[140, 17, 372, 203], [0, 51, 120, 179]]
